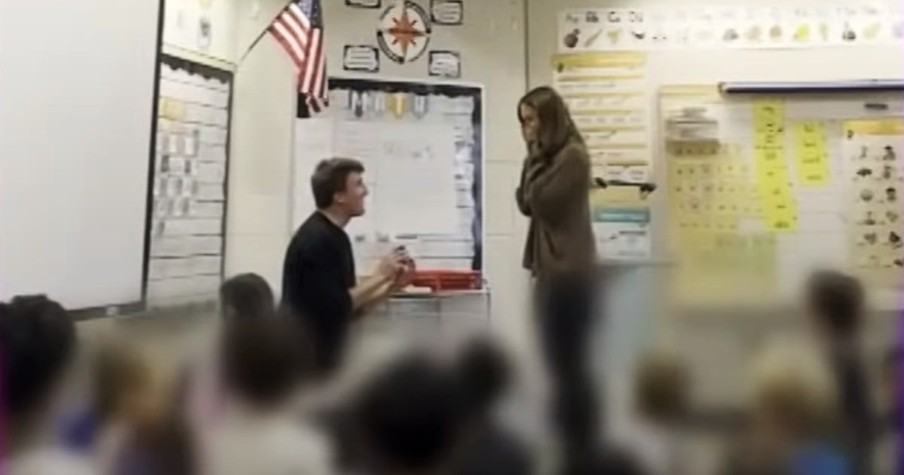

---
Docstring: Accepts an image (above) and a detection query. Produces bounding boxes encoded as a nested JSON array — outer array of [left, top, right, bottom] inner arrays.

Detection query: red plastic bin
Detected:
[[410, 270, 481, 292]]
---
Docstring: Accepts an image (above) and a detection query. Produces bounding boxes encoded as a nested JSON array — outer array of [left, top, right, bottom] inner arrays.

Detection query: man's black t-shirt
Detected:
[[281, 211, 356, 373]]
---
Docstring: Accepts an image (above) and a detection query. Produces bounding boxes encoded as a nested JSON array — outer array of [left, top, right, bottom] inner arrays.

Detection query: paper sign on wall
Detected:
[[431, 0, 464, 26], [590, 186, 652, 260], [343, 45, 380, 73], [346, 0, 381, 8], [428, 51, 461, 78]]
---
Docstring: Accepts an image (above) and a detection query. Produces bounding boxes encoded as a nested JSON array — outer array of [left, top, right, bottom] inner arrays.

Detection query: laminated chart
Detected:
[[843, 118, 904, 288], [552, 52, 652, 183], [147, 55, 231, 308]]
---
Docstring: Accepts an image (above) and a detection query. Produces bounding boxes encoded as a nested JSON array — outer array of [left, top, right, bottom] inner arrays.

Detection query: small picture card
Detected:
[[343, 45, 380, 73], [345, 0, 381, 8], [431, 0, 463, 26], [428, 50, 461, 78]]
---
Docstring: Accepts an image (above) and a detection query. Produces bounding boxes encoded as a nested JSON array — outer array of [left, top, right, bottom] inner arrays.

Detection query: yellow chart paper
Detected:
[[792, 121, 830, 186], [753, 99, 797, 232]]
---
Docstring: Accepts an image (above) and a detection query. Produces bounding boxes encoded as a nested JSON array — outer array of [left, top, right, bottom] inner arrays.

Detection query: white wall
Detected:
[[163, 0, 239, 67], [227, 0, 533, 349]]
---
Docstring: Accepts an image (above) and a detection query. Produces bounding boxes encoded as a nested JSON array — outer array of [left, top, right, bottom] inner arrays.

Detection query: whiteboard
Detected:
[[0, 0, 162, 313], [292, 78, 485, 275]]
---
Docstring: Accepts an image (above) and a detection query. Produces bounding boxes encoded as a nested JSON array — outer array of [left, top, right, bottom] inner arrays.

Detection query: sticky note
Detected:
[[792, 121, 830, 186], [753, 99, 785, 125]]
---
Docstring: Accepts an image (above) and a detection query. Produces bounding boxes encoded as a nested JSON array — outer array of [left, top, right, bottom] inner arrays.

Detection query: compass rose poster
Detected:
[[377, 1, 433, 64]]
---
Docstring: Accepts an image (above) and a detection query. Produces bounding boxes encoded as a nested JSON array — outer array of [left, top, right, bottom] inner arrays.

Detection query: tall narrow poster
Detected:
[[148, 55, 231, 308], [844, 118, 904, 287], [551, 52, 651, 183]]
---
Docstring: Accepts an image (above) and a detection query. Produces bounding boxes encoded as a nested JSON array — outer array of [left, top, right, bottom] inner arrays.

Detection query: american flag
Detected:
[[269, 0, 327, 112]]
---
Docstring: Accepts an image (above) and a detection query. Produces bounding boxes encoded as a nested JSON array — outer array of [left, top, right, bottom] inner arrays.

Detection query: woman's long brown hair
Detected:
[[518, 86, 584, 156]]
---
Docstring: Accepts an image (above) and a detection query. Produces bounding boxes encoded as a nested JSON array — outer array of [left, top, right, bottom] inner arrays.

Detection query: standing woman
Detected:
[[515, 86, 599, 466]]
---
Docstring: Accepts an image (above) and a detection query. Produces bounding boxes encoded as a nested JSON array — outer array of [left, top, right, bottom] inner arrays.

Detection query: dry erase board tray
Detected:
[[391, 288, 489, 299]]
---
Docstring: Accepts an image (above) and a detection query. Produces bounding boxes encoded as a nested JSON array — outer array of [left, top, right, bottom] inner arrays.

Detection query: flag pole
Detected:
[[236, 0, 294, 66]]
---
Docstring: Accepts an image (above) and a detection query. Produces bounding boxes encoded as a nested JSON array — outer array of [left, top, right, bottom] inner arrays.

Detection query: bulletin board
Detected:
[[292, 78, 484, 277], [660, 85, 904, 309], [147, 55, 232, 308]]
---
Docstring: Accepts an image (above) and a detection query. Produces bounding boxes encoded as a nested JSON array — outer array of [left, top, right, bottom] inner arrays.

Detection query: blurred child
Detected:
[[721, 342, 849, 475], [805, 270, 874, 473], [63, 339, 194, 475], [620, 351, 690, 475], [351, 353, 469, 475], [218, 273, 276, 321], [181, 273, 278, 438], [204, 318, 332, 475], [448, 337, 534, 475], [876, 345, 902, 475], [61, 341, 154, 466], [1, 295, 93, 474]]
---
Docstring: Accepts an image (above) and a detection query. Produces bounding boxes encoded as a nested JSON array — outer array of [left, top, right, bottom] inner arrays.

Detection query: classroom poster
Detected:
[[752, 99, 797, 232], [843, 118, 904, 285], [661, 86, 780, 305], [590, 187, 652, 260], [559, 1, 904, 52], [551, 52, 652, 183], [148, 55, 231, 308], [791, 121, 831, 186]]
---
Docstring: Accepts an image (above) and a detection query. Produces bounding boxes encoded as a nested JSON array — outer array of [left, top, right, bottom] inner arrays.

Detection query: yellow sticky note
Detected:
[[798, 163, 829, 185], [755, 131, 783, 148], [754, 148, 786, 170], [753, 99, 785, 124], [755, 166, 791, 196], [161, 98, 186, 120], [792, 121, 830, 186], [764, 209, 797, 232]]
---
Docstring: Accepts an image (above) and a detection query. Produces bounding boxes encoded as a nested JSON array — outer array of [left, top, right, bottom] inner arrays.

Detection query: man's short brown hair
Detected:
[[311, 158, 365, 209]]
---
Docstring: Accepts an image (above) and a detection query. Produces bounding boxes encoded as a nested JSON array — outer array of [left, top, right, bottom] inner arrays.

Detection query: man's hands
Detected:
[[376, 247, 416, 290]]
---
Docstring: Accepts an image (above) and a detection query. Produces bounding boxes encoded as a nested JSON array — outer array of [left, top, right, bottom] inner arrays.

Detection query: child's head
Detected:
[[633, 351, 690, 424], [1, 295, 77, 437], [219, 273, 275, 321], [220, 319, 312, 409], [748, 343, 835, 443], [353, 353, 467, 474], [453, 337, 512, 420], [805, 270, 865, 339], [91, 340, 158, 425]]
